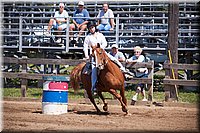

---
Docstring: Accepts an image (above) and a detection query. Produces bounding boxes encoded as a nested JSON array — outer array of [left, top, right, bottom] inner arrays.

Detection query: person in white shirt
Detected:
[[45, 3, 71, 43], [83, 20, 134, 95], [109, 44, 125, 62], [83, 21, 107, 60], [97, 3, 115, 31], [126, 46, 148, 102], [83, 20, 106, 95]]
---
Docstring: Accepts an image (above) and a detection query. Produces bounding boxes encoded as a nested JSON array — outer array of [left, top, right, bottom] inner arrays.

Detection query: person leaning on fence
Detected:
[[96, 3, 115, 32], [45, 3, 70, 43], [83, 20, 134, 95], [109, 44, 125, 62], [70, 1, 90, 44], [126, 46, 148, 102]]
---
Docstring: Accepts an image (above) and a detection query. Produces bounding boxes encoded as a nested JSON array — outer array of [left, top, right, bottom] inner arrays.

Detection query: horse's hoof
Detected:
[[103, 103, 108, 111], [97, 110, 101, 115], [124, 111, 131, 116], [103, 105, 108, 111], [122, 106, 128, 113]]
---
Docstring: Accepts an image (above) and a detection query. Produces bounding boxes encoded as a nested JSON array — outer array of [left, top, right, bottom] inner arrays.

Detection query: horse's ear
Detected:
[[97, 43, 100, 48]]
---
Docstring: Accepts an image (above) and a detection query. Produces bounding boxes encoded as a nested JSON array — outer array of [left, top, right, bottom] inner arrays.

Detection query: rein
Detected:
[[93, 47, 109, 69], [99, 49, 108, 68]]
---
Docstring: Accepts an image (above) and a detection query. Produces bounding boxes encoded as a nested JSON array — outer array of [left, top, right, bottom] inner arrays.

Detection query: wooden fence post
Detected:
[[164, 60, 178, 101], [166, 2, 179, 101], [147, 60, 154, 101], [21, 56, 28, 97]]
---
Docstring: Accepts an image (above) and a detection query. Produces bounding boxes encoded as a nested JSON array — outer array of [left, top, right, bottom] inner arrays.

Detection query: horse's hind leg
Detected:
[[97, 91, 108, 111], [109, 89, 128, 114]]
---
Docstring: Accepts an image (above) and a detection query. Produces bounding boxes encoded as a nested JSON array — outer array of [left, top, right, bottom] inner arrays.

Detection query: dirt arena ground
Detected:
[[2, 97, 199, 133]]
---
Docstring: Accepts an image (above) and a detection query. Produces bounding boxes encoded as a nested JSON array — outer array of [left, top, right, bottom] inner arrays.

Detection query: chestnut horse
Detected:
[[70, 47, 128, 114]]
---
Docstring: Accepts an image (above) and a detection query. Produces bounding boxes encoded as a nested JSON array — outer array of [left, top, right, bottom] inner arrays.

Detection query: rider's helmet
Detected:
[[87, 19, 97, 30]]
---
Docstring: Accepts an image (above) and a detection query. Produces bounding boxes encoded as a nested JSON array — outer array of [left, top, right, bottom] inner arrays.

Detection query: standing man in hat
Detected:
[[71, 1, 90, 43]]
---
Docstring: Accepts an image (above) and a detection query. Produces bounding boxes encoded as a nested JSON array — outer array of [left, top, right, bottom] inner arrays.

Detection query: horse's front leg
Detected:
[[109, 89, 128, 114], [86, 89, 101, 114], [97, 91, 108, 112]]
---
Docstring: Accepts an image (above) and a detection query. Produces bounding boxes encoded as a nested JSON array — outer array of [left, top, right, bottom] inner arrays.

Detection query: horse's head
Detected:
[[92, 45, 107, 70]]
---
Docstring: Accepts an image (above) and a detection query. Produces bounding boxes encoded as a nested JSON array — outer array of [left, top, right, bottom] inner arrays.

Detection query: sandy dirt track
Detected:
[[2, 97, 199, 133]]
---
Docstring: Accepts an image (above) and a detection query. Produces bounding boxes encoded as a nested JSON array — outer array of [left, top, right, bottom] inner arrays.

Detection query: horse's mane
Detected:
[[98, 47, 118, 67]]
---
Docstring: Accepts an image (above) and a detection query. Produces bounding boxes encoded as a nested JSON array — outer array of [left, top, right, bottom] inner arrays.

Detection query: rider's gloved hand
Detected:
[[83, 57, 90, 61]]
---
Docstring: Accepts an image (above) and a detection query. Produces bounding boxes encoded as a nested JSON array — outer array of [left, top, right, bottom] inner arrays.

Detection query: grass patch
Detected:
[[178, 92, 200, 103], [2, 87, 199, 103]]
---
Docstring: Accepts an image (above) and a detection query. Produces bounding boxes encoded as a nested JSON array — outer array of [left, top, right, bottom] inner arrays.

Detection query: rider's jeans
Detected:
[[91, 57, 97, 91]]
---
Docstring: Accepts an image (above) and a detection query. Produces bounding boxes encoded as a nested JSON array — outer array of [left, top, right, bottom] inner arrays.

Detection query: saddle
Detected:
[[82, 62, 92, 75]]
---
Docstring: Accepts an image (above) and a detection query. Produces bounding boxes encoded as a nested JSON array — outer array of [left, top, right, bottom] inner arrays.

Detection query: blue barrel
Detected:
[[42, 76, 70, 115], [42, 90, 68, 103]]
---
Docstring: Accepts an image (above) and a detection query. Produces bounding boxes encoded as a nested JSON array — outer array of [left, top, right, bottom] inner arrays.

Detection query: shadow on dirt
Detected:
[[32, 110, 42, 114], [75, 110, 110, 115]]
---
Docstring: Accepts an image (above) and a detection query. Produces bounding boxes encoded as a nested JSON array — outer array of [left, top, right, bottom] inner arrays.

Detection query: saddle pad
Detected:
[[82, 62, 92, 75]]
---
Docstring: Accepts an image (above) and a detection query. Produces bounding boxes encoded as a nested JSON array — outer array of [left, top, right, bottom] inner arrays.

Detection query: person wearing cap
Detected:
[[45, 3, 71, 43], [109, 44, 125, 62], [126, 46, 148, 102], [83, 20, 134, 95], [97, 3, 115, 32], [71, 1, 90, 44]]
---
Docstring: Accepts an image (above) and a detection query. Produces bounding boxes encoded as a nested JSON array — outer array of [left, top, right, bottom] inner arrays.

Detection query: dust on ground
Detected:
[[2, 97, 199, 132]]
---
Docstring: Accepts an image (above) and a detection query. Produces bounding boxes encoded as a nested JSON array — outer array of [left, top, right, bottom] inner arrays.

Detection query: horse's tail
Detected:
[[70, 62, 86, 93]]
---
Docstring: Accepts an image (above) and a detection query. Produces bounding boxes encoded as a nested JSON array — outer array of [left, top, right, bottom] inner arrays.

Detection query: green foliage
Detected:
[[3, 88, 22, 97], [152, 91, 165, 102], [154, 75, 165, 79], [178, 92, 200, 103], [3, 87, 85, 99], [2, 87, 199, 104], [3, 88, 42, 98]]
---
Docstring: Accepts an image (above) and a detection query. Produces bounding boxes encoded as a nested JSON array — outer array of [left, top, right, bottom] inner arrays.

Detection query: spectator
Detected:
[[97, 3, 115, 32], [126, 46, 148, 102], [109, 44, 126, 99], [109, 44, 125, 62], [70, 1, 90, 43], [45, 3, 70, 43], [83, 20, 134, 95]]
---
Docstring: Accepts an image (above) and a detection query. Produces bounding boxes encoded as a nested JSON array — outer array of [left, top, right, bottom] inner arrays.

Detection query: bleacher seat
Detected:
[[1, 1, 199, 54]]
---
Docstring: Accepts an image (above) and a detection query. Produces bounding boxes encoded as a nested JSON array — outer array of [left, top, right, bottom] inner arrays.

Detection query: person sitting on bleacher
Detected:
[[126, 46, 148, 102], [96, 3, 115, 32], [45, 3, 70, 43], [109, 44, 125, 62], [70, 1, 90, 44]]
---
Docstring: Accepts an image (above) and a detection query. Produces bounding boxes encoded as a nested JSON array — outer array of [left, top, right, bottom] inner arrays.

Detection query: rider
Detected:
[[83, 19, 134, 95]]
